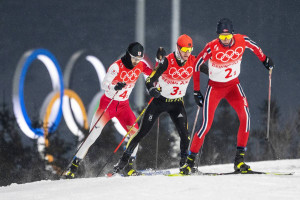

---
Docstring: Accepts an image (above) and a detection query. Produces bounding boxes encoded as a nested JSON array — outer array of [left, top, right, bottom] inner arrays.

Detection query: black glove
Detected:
[[263, 56, 274, 70], [148, 87, 161, 98], [194, 90, 204, 107], [114, 82, 126, 91], [156, 47, 166, 62]]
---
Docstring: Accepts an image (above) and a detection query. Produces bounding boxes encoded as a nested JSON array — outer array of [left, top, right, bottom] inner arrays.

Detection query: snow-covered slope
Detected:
[[1, 159, 300, 200]]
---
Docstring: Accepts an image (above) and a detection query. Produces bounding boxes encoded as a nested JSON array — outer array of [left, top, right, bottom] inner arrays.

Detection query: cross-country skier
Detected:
[[112, 34, 208, 174], [64, 42, 155, 178], [180, 18, 275, 175]]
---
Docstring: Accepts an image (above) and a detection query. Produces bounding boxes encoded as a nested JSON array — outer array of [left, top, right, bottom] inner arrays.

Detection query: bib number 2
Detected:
[[225, 68, 236, 79]]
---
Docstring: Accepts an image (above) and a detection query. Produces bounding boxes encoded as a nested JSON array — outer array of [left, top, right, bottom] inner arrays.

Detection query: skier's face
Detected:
[[219, 33, 233, 46], [131, 57, 142, 66], [129, 53, 143, 66], [178, 46, 192, 61]]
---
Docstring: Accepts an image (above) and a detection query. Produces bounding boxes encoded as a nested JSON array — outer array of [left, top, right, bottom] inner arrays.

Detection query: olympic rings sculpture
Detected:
[[13, 49, 64, 139], [12, 49, 127, 140]]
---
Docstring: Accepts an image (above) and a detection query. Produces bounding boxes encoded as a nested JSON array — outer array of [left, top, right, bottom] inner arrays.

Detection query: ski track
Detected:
[[1, 159, 300, 200]]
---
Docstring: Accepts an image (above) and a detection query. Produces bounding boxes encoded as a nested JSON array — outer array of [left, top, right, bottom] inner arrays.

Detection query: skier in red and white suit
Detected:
[[65, 42, 153, 178], [180, 18, 275, 175]]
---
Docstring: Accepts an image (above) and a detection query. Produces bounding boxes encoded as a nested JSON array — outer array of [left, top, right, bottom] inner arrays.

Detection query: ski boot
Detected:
[[112, 152, 131, 175], [234, 148, 252, 173], [179, 152, 188, 167], [123, 157, 142, 176], [180, 153, 196, 175], [64, 157, 81, 179]]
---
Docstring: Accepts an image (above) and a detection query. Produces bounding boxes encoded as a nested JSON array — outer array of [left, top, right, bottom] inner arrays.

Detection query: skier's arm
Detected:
[[194, 44, 212, 73], [193, 44, 212, 91], [191, 55, 208, 76], [145, 57, 168, 90], [244, 35, 274, 70], [244, 35, 266, 62], [141, 60, 153, 76], [101, 63, 119, 91]]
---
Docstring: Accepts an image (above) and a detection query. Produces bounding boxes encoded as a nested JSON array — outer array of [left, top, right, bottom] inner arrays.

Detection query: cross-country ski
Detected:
[[167, 171, 295, 176]]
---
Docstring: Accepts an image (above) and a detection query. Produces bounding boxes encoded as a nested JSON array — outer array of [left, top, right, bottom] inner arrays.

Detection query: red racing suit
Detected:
[[190, 34, 266, 153]]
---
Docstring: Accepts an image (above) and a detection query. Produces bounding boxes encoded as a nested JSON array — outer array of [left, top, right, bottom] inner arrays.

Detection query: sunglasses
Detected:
[[129, 52, 144, 61], [219, 34, 233, 40], [179, 46, 193, 53]]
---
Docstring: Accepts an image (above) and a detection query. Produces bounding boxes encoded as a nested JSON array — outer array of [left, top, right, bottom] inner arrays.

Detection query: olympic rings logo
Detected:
[[12, 49, 126, 140], [120, 68, 142, 82], [169, 66, 193, 79], [215, 47, 244, 62]]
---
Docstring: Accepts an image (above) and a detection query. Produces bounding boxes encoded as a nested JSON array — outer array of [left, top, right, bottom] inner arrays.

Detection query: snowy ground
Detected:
[[1, 159, 300, 200]]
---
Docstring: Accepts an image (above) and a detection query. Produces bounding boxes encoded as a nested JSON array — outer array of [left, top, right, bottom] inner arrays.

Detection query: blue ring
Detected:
[[18, 49, 64, 136]]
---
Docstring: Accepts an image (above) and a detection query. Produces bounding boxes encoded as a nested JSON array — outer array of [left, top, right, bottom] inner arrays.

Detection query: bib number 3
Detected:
[[170, 86, 180, 95]]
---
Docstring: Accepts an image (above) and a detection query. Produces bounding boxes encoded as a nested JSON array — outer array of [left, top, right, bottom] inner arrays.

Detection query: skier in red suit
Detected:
[[180, 18, 275, 175], [64, 42, 154, 178]]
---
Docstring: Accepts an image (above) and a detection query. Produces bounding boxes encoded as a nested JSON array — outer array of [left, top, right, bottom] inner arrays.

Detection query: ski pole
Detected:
[[155, 117, 159, 170], [188, 107, 201, 150], [188, 107, 202, 169], [265, 68, 278, 159], [96, 97, 154, 176], [266, 68, 273, 141], [60, 91, 118, 177]]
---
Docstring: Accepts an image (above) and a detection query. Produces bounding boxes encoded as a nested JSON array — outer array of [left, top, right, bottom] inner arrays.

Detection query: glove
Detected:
[[194, 90, 204, 107], [156, 47, 166, 62], [114, 82, 126, 91], [263, 56, 274, 70], [148, 87, 161, 98]]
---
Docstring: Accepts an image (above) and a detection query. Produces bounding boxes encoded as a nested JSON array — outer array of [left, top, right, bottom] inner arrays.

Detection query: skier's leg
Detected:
[[65, 96, 115, 178], [114, 99, 161, 172], [225, 83, 251, 172], [115, 101, 140, 157], [168, 100, 189, 167], [225, 83, 250, 148], [190, 86, 222, 154], [76, 103, 112, 159], [125, 100, 161, 155], [181, 86, 222, 175], [115, 102, 141, 175]]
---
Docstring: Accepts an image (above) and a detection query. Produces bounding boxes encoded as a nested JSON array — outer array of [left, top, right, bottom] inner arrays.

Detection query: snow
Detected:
[[1, 159, 300, 200]]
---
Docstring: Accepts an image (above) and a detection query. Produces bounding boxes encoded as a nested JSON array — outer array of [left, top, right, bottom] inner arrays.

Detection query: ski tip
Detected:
[[264, 172, 295, 175], [106, 173, 114, 177], [167, 173, 188, 177], [166, 171, 295, 176]]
